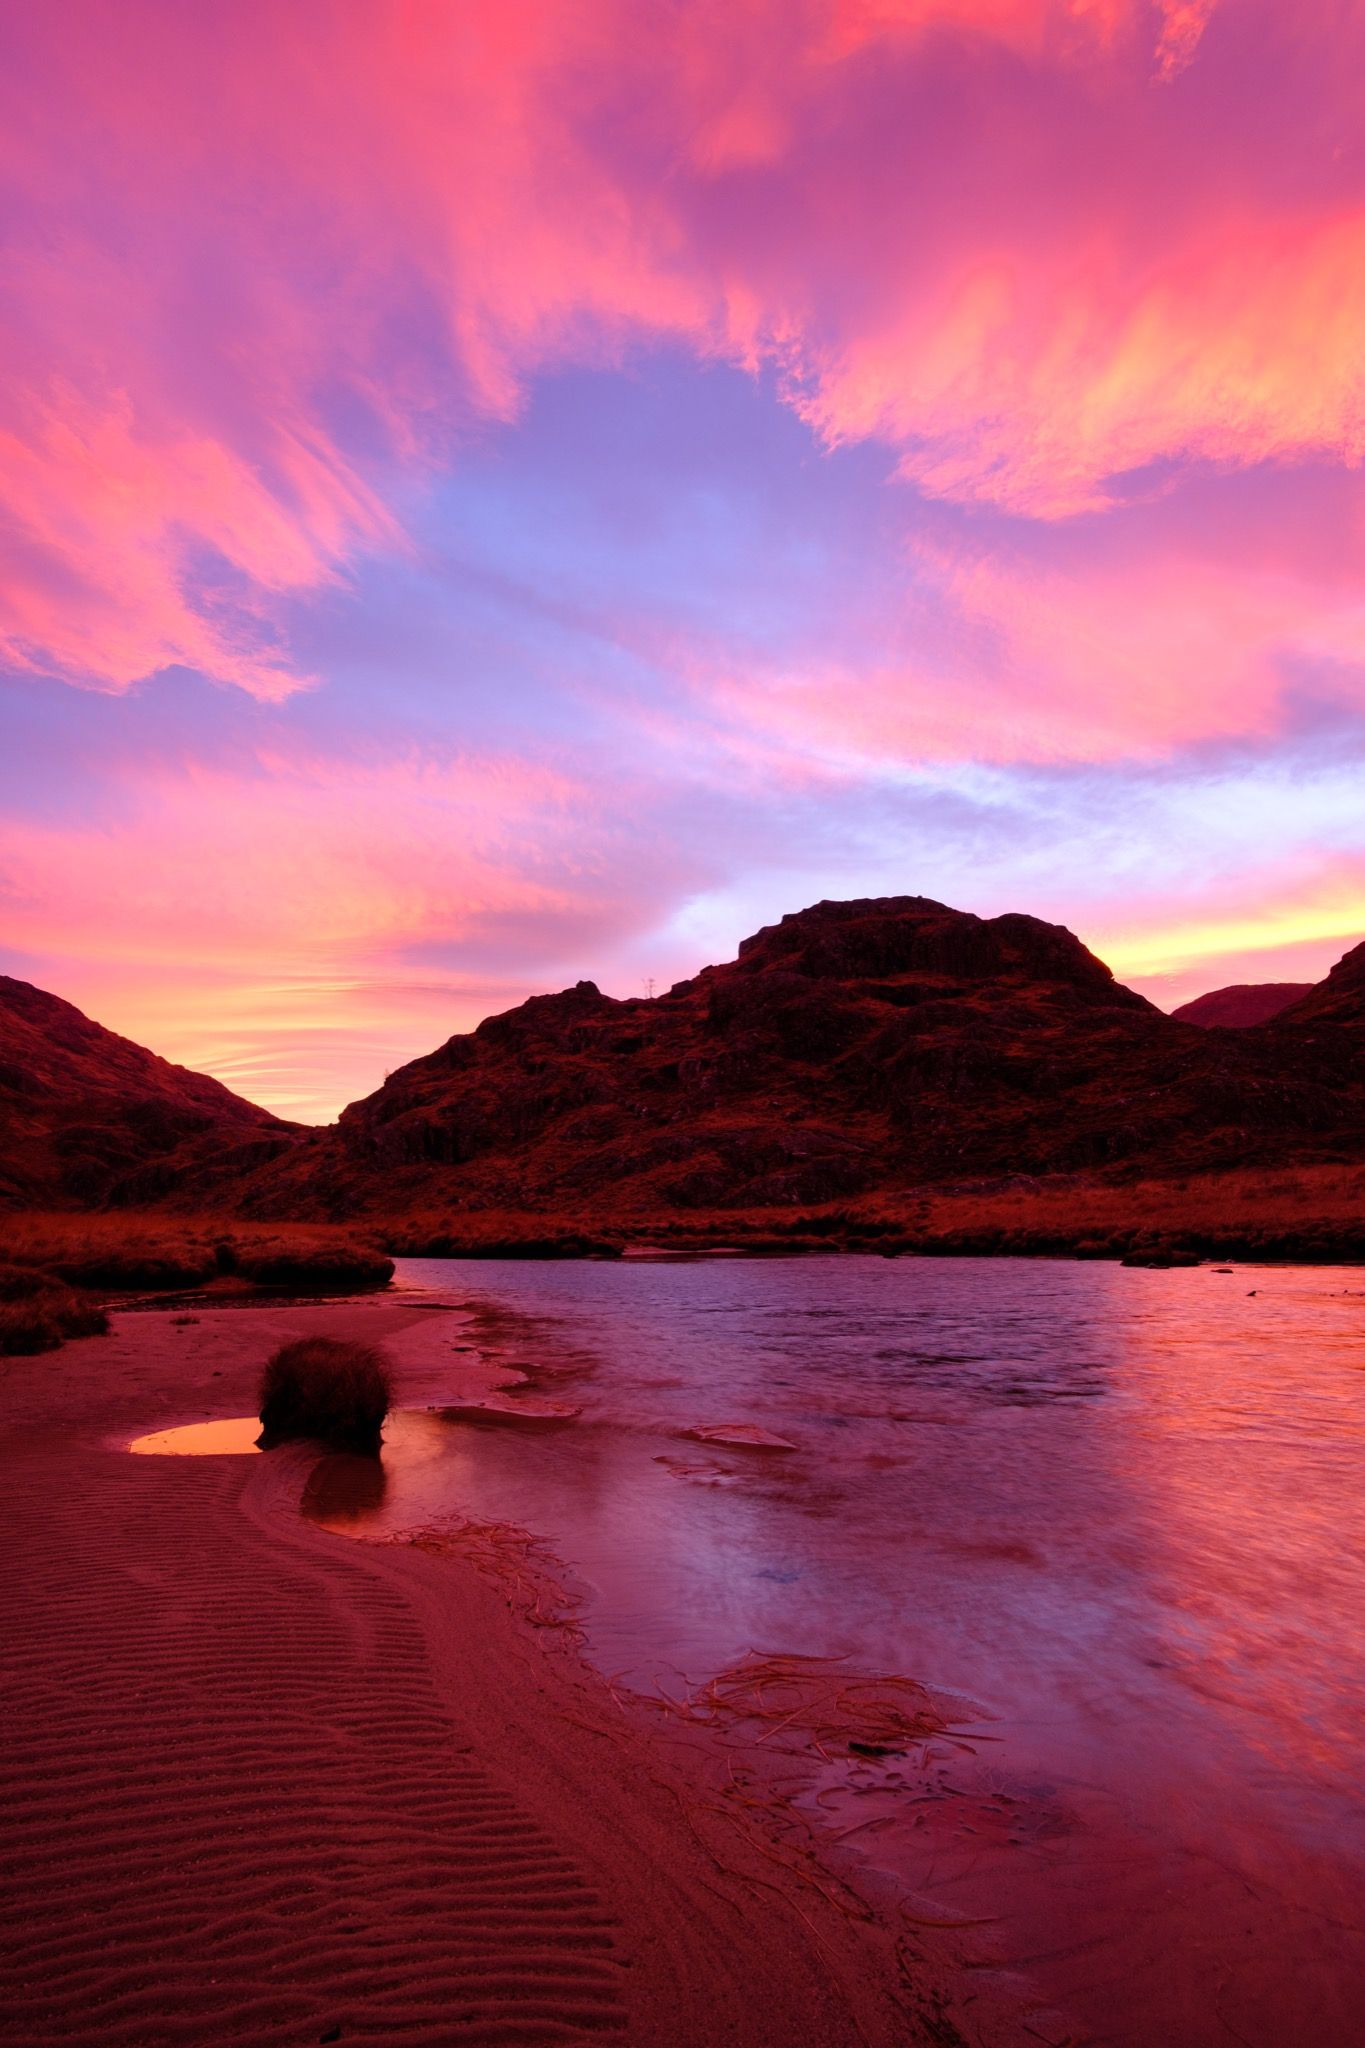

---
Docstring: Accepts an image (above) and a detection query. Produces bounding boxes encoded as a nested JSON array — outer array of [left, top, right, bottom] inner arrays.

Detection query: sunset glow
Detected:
[[3, 0, 1363, 1116]]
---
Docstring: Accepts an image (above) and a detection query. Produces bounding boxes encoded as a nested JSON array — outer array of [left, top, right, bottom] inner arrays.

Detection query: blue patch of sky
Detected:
[[284, 349, 927, 748]]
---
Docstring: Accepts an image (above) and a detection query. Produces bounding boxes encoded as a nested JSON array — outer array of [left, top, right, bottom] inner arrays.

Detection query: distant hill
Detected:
[[1172, 983, 1312, 1028], [0, 976, 293, 1207], [207, 896, 1365, 1222]]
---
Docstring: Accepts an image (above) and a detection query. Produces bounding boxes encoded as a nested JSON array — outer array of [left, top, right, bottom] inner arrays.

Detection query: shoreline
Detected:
[[0, 1296, 1022, 2047]]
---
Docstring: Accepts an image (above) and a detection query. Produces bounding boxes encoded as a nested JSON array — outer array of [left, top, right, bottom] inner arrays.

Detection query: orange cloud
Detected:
[[1093, 856, 1365, 1005], [0, 736, 701, 1117]]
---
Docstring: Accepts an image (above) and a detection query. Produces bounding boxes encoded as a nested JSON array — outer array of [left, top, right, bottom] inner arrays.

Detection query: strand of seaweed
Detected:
[[615, 1650, 1007, 2031], [404, 1519, 588, 1646], [645, 1648, 982, 1768]]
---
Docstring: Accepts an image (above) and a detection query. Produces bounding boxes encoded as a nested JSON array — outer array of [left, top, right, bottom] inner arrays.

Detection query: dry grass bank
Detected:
[[898, 1161, 1365, 1260], [375, 1161, 1365, 1263], [6, 1161, 1362, 1288], [0, 1211, 395, 1294]]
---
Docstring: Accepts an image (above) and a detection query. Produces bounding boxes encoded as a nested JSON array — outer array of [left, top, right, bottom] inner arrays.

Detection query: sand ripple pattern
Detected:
[[0, 1444, 626, 2046]]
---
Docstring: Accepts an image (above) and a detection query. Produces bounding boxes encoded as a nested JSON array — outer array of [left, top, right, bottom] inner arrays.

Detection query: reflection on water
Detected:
[[129, 1416, 263, 1455], [301, 1446, 389, 1521], [352, 1254, 1365, 2048]]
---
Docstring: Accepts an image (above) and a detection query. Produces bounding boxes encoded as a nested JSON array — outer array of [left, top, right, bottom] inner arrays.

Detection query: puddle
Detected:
[[129, 1417, 264, 1455]]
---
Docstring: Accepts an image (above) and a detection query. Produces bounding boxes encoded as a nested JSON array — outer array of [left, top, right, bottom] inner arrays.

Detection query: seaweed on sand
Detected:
[[657, 1651, 970, 1764]]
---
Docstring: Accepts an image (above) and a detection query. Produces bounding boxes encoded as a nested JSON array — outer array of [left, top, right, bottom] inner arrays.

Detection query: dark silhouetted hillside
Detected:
[[1272, 940, 1365, 1029], [9, 900, 1365, 1228], [0, 976, 294, 1207], [207, 897, 1365, 1222]]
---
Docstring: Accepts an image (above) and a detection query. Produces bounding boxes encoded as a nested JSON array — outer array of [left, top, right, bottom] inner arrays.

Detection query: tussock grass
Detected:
[[236, 1244, 393, 1290], [0, 1263, 108, 1354], [257, 1337, 392, 1452], [0, 1213, 393, 1293], [374, 1161, 1365, 1263]]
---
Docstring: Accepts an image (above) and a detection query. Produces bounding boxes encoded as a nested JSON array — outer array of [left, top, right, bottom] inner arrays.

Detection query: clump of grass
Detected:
[[55, 1249, 216, 1291], [238, 1245, 394, 1291], [257, 1337, 392, 1452], [0, 1264, 109, 1355], [0, 1298, 68, 1354], [0, 1263, 56, 1302]]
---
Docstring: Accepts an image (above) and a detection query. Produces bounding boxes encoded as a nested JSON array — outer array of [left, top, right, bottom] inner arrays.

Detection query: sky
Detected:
[[3, 0, 1365, 1122]]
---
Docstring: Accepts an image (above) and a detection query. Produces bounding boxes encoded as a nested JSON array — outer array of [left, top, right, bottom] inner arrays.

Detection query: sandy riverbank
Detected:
[[0, 1297, 1018, 2047]]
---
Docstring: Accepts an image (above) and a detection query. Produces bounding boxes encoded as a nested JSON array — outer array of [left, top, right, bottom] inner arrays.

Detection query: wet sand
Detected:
[[0, 1298, 1011, 2048]]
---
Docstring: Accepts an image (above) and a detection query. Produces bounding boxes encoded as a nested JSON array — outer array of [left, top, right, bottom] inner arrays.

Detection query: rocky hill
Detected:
[[214, 897, 1365, 1222], [8, 899, 1364, 1225], [0, 976, 294, 1208], [1172, 982, 1312, 1028]]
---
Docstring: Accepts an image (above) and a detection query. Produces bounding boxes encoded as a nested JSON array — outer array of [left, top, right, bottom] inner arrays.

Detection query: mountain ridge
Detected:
[[189, 896, 1365, 1221], [5, 898, 1364, 1221]]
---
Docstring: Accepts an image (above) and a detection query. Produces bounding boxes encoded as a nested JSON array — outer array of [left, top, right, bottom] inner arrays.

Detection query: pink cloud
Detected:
[[0, 389, 397, 698], [2, 0, 1336, 712], [1154, 1, 1218, 77], [652, 488, 1365, 774], [801, 210, 1365, 517], [0, 748, 592, 966], [906, 521, 1365, 759], [0, 734, 713, 1116]]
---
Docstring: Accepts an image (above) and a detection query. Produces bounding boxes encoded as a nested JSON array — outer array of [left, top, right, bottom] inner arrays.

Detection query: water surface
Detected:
[[329, 1256, 1365, 2044]]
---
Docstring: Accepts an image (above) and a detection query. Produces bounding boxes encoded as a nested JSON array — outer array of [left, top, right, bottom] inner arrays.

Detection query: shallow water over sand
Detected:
[[129, 1415, 263, 1455], [329, 1257, 1364, 2042]]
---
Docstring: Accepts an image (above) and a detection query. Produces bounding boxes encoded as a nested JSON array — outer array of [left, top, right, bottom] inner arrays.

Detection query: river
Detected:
[[315, 1254, 1365, 2046]]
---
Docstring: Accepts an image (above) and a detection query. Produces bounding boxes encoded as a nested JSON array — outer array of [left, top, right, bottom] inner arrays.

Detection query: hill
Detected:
[[213, 896, 1365, 1223], [1172, 982, 1312, 1028], [8, 900, 1364, 1236], [1271, 940, 1365, 1029], [0, 976, 294, 1208]]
